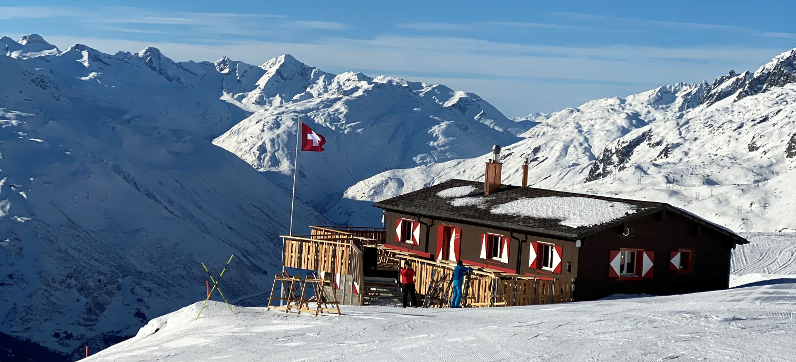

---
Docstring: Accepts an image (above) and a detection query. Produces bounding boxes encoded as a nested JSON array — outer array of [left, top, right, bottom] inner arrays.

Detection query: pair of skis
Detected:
[[195, 255, 234, 320]]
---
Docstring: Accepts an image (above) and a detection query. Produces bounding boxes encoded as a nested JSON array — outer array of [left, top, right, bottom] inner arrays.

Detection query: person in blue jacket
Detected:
[[450, 260, 472, 308]]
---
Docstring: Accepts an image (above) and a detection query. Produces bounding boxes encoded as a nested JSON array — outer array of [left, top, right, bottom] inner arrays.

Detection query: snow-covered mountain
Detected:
[[212, 56, 524, 212], [336, 48, 796, 232], [0, 35, 334, 360]]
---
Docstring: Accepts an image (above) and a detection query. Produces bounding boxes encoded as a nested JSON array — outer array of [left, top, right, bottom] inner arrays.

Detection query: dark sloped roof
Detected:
[[373, 179, 748, 244]]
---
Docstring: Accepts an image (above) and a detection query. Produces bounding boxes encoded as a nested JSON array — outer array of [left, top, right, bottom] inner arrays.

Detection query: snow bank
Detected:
[[436, 185, 478, 198], [490, 196, 637, 228]]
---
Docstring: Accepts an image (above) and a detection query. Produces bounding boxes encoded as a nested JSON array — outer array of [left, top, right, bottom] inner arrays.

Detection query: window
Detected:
[[609, 249, 654, 278], [530, 242, 563, 274], [437, 225, 459, 261], [619, 250, 637, 277], [540, 243, 554, 270], [401, 220, 414, 244], [490, 234, 502, 259], [480, 233, 508, 263], [671, 250, 693, 273]]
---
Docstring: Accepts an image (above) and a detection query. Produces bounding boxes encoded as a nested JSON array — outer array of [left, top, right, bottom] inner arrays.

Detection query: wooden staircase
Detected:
[[362, 277, 403, 306]]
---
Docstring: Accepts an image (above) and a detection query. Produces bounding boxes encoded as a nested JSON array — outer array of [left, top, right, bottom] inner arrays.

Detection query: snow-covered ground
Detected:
[[87, 232, 796, 361]]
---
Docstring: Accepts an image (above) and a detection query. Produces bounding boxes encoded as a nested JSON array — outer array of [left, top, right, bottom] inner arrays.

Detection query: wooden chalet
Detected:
[[281, 148, 749, 306]]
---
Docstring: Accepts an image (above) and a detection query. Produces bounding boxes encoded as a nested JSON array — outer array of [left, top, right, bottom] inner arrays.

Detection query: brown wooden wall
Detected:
[[575, 211, 734, 301], [385, 211, 577, 279]]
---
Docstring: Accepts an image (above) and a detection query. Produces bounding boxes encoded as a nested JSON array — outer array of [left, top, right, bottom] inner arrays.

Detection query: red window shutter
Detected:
[[609, 250, 621, 277], [529, 242, 539, 269], [480, 234, 487, 259], [642, 251, 654, 278], [395, 219, 402, 243], [500, 237, 510, 264], [553, 246, 563, 274], [453, 228, 461, 261], [670, 251, 680, 271], [435, 225, 445, 261], [412, 222, 420, 245]]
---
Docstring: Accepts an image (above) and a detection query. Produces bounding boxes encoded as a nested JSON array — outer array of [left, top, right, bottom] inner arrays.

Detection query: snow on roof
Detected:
[[490, 196, 637, 228], [436, 185, 478, 198], [450, 196, 487, 208]]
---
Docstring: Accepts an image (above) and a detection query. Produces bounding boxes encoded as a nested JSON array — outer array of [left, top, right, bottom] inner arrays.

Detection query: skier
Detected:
[[450, 260, 472, 308], [400, 262, 417, 308]]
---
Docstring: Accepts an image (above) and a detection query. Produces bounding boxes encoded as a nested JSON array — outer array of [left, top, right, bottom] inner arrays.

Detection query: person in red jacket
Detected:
[[399, 262, 417, 308]]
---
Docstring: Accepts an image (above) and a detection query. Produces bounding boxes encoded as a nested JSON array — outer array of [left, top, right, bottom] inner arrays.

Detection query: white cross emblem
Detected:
[[307, 131, 321, 146]]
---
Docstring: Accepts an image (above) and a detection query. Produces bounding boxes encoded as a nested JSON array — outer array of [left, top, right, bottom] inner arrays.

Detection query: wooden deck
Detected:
[[282, 226, 573, 307]]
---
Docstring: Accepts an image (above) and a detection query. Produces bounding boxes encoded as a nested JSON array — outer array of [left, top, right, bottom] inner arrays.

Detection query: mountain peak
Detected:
[[260, 54, 305, 71], [18, 34, 49, 45], [215, 56, 231, 74]]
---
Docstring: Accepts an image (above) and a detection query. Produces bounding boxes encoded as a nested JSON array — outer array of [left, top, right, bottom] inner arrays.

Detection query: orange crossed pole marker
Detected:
[[196, 255, 234, 320]]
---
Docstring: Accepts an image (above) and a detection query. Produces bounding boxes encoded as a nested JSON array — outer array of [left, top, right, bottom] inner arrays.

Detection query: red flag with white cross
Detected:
[[301, 122, 326, 152]]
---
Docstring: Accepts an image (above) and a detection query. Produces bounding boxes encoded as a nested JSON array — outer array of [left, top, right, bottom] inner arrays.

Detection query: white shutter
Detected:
[[671, 252, 681, 270], [642, 251, 654, 278], [610, 251, 622, 277], [395, 220, 403, 242], [500, 237, 509, 263], [449, 230, 456, 261], [551, 246, 562, 271], [480, 234, 487, 259]]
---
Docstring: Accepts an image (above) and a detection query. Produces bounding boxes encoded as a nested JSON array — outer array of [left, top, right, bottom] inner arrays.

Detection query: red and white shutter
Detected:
[[609, 250, 621, 277], [641, 251, 654, 278], [670, 251, 681, 270], [500, 237, 510, 263], [480, 234, 487, 259], [453, 228, 461, 261], [353, 281, 359, 295], [411, 222, 420, 246], [528, 242, 539, 269], [552, 246, 563, 274], [395, 219, 403, 243], [334, 273, 341, 290], [436, 226, 445, 261]]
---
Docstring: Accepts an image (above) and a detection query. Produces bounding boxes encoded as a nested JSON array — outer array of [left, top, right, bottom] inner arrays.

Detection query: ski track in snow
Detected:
[[89, 232, 796, 362]]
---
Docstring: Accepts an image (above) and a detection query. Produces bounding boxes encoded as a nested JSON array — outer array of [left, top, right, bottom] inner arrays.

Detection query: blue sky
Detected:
[[2, 0, 795, 117]]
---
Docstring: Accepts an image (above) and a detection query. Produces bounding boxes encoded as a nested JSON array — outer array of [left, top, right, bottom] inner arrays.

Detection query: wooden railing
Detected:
[[377, 247, 573, 307], [310, 226, 386, 244], [282, 236, 352, 275]]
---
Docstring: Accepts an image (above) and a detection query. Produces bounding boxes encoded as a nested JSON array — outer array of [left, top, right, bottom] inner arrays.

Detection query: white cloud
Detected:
[[397, 22, 472, 31], [286, 21, 350, 30], [761, 32, 796, 39], [0, 6, 86, 19]]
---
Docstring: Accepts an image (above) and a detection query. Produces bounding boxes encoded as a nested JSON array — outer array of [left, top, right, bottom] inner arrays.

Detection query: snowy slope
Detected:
[[0, 36, 330, 359], [336, 48, 796, 231], [87, 232, 796, 362]]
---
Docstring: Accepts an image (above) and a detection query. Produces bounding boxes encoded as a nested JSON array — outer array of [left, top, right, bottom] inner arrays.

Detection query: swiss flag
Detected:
[[301, 122, 326, 152]]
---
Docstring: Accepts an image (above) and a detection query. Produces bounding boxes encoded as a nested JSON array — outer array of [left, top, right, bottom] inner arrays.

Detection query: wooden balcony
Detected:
[[281, 225, 573, 307]]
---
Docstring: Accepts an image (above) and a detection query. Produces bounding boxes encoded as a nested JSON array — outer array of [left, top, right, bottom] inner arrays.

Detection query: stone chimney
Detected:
[[484, 145, 502, 195]]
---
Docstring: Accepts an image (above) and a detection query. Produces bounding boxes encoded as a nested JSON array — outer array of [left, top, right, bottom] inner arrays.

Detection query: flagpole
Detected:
[[289, 120, 300, 237], [282, 120, 300, 306]]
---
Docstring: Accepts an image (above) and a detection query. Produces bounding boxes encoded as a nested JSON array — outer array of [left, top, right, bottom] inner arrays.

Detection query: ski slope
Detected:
[[87, 232, 796, 362]]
